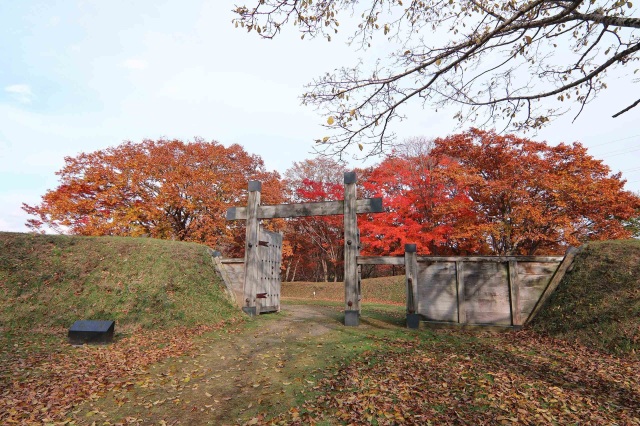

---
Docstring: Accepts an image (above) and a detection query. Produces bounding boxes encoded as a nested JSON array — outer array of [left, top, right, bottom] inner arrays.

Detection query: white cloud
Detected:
[[122, 58, 148, 70], [4, 84, 34, 104]]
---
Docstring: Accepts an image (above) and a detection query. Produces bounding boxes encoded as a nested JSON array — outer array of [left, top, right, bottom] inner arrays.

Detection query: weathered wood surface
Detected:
[[413, 253, 570, 327], [417, 261, 458, 322], [405, 245, 418, 314], [208, 251, 245, 307], [256, 229, 282, 313], [508, 260, 521, 326], [226, 197, 383, 220], [344, 172, 360, 323], [416, 256, 564, 263], [456, 261, 466, 324], [357, 256, 404, 265], [220, 258, 244, 264], [223, 262, 245, 295], [462, 262, 512, 326], [515, 262, 556, 324], [524, 246, 580, 325], [243, 182, 261, 314]]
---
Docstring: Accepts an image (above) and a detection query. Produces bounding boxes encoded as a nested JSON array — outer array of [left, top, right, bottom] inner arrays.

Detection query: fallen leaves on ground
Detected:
[[252, 330, 640, 425], [0, 321, 234, 424]]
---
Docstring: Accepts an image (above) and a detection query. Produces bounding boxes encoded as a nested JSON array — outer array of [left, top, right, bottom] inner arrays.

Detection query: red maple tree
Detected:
[[361, 131, 640, 256]]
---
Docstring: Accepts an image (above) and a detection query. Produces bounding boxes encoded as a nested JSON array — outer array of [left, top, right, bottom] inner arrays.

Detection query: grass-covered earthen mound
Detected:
[[532, 239, 640, 358], [0, 232, 239, 332], [0, 232, 242, 424]]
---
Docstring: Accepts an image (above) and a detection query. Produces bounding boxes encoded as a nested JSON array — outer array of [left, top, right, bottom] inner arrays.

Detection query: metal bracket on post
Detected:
[[242, 307, 257, 317], [344, 310, 359, 327], [406, 313, 421, 329]]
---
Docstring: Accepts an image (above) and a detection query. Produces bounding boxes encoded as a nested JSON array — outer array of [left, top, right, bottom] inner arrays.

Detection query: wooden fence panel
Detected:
[[412, 254, 568, 327], [462, 262, 512, 325], [515, 262, 557, 323], [417, 261, 458, 322]]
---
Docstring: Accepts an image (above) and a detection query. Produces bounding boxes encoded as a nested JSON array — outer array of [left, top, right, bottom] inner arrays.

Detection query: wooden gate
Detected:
[[255, 227, 282, 314], [227, 174, 383, 325]]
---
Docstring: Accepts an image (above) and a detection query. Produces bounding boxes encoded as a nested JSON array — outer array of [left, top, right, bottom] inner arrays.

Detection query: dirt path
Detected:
[[79, 304, 397, 425]]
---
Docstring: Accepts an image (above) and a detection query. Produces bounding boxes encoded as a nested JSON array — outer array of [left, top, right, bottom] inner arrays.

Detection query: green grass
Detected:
[[0, 232, 240, 332], [282, 275, 405, 305], [532, 239, 640, 358]]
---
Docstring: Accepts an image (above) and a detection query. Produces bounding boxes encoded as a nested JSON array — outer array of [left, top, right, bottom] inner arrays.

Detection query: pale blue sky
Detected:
[[1, 1, 638, 232]]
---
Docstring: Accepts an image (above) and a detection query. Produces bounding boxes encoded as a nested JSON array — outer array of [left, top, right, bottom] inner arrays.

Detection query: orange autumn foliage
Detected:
[[360, 131, 640, 256], [23, 139, 282, 252], [430, 129, 640, 254], [23, 132, 639, 264]]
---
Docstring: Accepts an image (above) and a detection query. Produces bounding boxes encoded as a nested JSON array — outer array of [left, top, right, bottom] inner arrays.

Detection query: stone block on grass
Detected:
[[68, 320, 115, 344]]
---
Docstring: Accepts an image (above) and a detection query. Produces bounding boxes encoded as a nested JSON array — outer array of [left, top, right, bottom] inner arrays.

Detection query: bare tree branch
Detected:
[[233, 0, 640, 158], [612, 98, 640, 117]]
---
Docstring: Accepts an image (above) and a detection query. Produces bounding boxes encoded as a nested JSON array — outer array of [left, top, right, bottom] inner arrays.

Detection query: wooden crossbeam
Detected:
[[226, 197, 383, 220], [416, 255, 564, 263], [357, 256, 404, 265]]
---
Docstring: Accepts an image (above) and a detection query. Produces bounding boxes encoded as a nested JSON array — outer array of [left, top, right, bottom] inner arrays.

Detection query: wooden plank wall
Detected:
[[415, 256, 564, 326], [418, 261, 458, 322], [257, 229, 282, 313], [463, 262, 512, 325], [210, 255, 245, 307]]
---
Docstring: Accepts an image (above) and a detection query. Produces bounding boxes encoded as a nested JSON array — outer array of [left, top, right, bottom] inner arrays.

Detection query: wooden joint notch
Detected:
[[258, 240, 269, 247], [256, 293, 268, 299]]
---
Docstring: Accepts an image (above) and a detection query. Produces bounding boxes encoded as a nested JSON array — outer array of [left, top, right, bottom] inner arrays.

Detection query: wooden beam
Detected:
[[456, 261, 466, 324], [417, 255, 564, 263], [357, 255, 404, 265], [405, 244, 418, 315], [523, 246, 580, 325], [226, 197, 383, 220], [242, 182, 261, 316], [344, 172, 360, 326], [508, 260, 521, 326], [220, 258, 244, 264]]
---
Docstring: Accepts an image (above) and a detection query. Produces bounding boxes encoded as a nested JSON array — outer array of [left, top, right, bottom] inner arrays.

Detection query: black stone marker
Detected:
[[68, 320, 115, 344]]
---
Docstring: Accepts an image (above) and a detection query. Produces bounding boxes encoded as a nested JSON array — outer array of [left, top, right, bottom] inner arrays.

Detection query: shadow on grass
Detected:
[[461, 335, 640, 416]]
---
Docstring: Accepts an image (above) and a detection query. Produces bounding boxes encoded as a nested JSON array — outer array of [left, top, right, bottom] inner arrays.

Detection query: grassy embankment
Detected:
[[0, 232, 238, 333], [531, 239, 640, 357], [0, 232, 241, 424]]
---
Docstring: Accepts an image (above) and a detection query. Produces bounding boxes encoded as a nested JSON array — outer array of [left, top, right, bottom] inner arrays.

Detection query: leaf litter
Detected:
[[247, 330, 640, 425], [2, 305, 639, 425]]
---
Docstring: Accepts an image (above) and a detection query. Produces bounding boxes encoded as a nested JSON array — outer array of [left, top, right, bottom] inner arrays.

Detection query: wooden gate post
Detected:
[[344, 172, 360, 326], [227, 174, 382, 323], [243, 181, 261, 316], [405, 244, 420, 328]]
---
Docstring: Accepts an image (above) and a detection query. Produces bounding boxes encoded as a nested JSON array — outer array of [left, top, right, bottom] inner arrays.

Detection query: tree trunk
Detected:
[[291, 257, 300, 282], [321, 258, 328, 282]]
